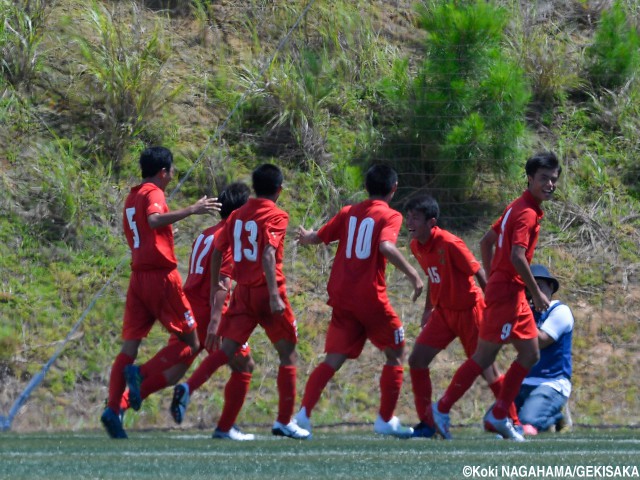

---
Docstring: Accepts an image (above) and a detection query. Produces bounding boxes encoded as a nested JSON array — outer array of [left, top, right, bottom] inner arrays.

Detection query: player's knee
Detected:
[[232, 355, 255, 374], [245, 356, 255, 373], [408, 350, 426, 369]]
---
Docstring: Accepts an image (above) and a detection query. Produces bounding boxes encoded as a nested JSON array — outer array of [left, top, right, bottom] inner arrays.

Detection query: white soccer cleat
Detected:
[[432, 402, 452, 440], [293, 407, 312, 433], [484, 408, 525, 442], [373, 415, 414, 439], [212, 425, 256, 441], [271, 420, 311, 440]]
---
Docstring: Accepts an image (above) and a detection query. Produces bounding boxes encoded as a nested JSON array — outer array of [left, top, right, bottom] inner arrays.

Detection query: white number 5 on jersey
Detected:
[[125, 207, 140, 249]]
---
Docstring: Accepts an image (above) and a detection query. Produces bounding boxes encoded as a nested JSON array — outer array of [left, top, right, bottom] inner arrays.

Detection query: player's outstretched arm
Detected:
[[379, 240, 424, 301], [148, 196, 221, 229], [296, 225, 323, 246]]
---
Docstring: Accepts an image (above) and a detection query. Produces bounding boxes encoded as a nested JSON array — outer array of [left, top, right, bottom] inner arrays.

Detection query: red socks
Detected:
[[276, 365, 297, 425], [107, 352, 134, 412], [492, 362, 529, 420], [489, 374, 520, 424], [437, 358, 483, 414], [379, 365, 403, 422], [410, 367, 433, 425], [140, 373, 169, 401], [300, 362, 336, 416], [186, 349, 230, 393], [217, 372, 252, 432], [140, 342, 196, 378]]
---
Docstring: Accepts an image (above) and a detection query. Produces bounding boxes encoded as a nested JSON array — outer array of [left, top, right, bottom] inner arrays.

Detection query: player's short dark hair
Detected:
[[404, 194, 440, 221], [139, 146, 173, 178], [525, 151, 562, 177], [219, 182, 251, 218], [365, 164, 398, 196], [252, 163, 283, 196]]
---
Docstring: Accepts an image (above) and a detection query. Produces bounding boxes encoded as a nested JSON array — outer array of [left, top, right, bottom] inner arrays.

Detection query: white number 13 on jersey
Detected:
[[346, 216, 374, 259], [233, 219, 259, 262]]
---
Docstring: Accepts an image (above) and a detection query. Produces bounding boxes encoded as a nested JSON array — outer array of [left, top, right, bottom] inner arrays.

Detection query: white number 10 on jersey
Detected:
[[345, 216, 374, 259]]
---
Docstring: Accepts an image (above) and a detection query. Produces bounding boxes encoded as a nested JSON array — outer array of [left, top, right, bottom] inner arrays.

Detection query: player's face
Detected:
[[405, 210, 434, 243], [528, 167, 559, 203], [159, 165, 176, 189]]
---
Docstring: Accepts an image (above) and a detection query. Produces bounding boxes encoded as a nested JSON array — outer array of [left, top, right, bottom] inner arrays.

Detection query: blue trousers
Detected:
[[515, 384, 568, 431]]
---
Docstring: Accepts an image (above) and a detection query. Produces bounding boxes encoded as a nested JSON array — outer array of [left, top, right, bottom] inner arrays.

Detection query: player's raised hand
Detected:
[[296, 225, 319, 245], [192, 195, 221, 215]]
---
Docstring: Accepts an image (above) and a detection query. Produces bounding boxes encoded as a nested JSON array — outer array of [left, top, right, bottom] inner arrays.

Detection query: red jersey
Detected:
[[318, 199, 401, 309], [214, 197, 288, 287], [410, 226, 482, 310], [183, 220, 234, 302], [488, 190, 543, 286], [123, 182, 177, 271]]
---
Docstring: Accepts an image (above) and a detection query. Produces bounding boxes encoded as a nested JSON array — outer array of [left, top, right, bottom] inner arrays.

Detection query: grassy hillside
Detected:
[[1, 0, 639, 432]]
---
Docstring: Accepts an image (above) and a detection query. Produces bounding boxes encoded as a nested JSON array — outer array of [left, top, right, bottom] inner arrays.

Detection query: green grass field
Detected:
[[1, 427, 638, 480]]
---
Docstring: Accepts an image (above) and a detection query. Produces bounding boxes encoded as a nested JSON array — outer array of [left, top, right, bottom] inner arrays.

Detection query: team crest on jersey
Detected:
[[184, 310, 195, 328]]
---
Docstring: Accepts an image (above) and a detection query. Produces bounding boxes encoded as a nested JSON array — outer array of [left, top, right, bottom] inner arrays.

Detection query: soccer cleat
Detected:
[[213, 425, 256, 441], [170, 383, 190, 424], [484, 408, 525, 442], [373, 415, 414, 439], [124, 365, 142, 411], [271, 420, 311, 440], [411, 420, 436, 438], [483, 402, 520, 433], [556, 406, 573, 433], [293, 407, 312, 433], [522, 424, 538, 436], [432, 402, 452, 440], [101, 407, 127, 439]]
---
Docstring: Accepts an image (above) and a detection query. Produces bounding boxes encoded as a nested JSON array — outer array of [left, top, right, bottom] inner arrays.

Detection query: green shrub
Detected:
[[517, 24, 583, 108], [377, 0, 530, 202], [586, 0, 640, 90], [0, 0, 46, 91], [67, 1, 183, 178]]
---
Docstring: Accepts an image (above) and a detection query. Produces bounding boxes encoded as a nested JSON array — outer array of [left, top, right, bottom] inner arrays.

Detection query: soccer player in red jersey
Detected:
[[404, 194, 519, 438], [120, 182, 256, 440], [431, 152, 562, 441], [293, 164, 423, 438], [170, 164, 310, 440], [100, 146, 220, 439]]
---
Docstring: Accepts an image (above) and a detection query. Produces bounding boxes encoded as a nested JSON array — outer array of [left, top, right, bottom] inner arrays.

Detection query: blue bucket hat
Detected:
[[530, 264, 559, 294]]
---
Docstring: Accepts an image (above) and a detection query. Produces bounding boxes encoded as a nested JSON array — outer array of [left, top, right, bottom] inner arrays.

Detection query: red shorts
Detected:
[[122, 269, 196, 341], [415, 300, 484, 357], [325, 302, 405, 359], [217, 283, 298, 346], [170, 295, 251, 359], [479, 282, 537, 342]]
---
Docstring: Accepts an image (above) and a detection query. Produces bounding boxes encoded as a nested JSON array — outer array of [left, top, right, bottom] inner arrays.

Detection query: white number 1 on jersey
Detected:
[[346, 216, 374, 259]]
